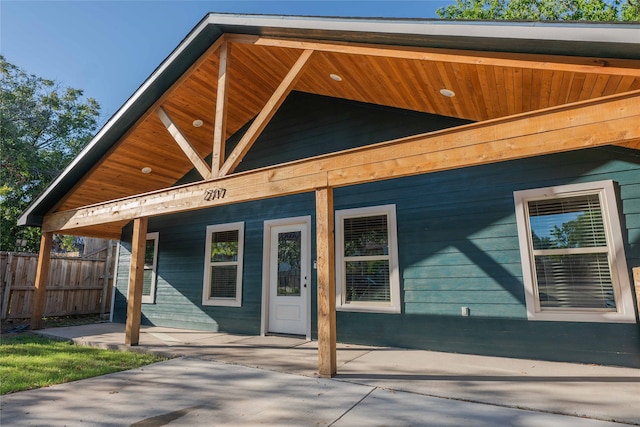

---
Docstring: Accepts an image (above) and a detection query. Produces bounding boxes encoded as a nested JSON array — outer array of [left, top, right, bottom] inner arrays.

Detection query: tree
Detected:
[[0, 56, 101, 252], [437, 0, 640, 21]]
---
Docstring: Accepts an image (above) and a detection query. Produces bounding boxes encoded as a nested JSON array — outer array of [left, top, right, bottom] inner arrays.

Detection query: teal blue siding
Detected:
[[333, 146, 640, 367], [114, 193, 317, 334], [115, 92, 465, 333], [177, 91, 470, 185], [113, 92, 640, 367], [233, 92, 468, 173]]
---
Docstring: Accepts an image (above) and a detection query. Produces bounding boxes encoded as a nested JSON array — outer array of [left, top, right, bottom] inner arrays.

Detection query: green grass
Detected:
[[0, 333, 167, 394]]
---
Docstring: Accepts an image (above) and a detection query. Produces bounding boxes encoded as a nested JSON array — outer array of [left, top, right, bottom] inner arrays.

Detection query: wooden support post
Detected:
[[212, 41, 229, 176], [30, 232, 53, 330], [1, 253, 14, 320], [316, 187, 337, 377], [100, 241, 114, 318], [125, 217, 148, 346], [633, 267, 640, 322]]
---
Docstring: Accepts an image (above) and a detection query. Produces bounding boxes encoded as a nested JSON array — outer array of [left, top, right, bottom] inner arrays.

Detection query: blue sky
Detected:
[[1, 1, 449, 127]]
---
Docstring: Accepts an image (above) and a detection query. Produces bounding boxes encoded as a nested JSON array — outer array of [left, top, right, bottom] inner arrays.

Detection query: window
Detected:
[[142, 232, 158, 304], [335, 205, 400, 313], [202, 222, 244, 307], [514, 180, 635, 323]]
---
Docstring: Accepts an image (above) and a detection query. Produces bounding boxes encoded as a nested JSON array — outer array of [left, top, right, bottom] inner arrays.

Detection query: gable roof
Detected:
[[19, 13, 640, 229]]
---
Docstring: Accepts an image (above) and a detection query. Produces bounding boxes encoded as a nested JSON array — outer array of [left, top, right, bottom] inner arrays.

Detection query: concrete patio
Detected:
[[3, 322, 637, 426]]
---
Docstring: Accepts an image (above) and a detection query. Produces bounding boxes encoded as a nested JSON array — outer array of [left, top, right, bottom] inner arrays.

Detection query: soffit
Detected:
[[55, 34, 640, 213]]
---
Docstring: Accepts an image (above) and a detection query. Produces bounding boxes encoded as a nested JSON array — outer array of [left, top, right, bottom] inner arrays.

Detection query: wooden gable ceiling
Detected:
[[55, 34, 640, 213]]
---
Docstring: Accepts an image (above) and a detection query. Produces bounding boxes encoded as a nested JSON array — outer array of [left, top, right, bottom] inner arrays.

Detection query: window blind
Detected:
[[142, 239, 156, 297], [344, 215, 388, 256], [343, 215, 391, 303], [209, 229, 239, 299], [527, 194, 615, 310], [210, 266, 237, 298], [528, 194, 606, 250]]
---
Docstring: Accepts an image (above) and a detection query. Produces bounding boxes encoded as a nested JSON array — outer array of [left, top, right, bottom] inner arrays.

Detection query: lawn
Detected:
[[0, 333, 167, 394]]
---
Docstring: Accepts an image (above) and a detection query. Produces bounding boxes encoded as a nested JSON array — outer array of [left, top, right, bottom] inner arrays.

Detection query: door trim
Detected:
[[261, 216, 312, 340]]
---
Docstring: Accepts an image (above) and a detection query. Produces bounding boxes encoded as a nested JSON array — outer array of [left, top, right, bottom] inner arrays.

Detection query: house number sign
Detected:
[[204, 187, 227, 201]]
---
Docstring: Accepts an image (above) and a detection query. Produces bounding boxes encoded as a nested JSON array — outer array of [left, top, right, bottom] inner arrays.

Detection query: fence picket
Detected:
[[0, 249, 116, 320]]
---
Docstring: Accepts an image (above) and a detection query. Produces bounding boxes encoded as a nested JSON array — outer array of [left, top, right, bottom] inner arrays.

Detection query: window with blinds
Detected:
[[336, 205, 400, 313], [202, 223, 244, 307], [343, 215, 391, 303], [142, 232, 158, 304], [527, 194, 614, 310], [514, 180, 635, 323]]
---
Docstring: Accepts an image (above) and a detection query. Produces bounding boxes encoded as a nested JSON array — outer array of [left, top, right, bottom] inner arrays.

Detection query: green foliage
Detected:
[[55, 234, 81, 253], [0, 56, 100, 252], [437, 0, 640, 21], [211, 241, 238, 261], [532, 211, 604, 250], [0, 333, 166, 394]]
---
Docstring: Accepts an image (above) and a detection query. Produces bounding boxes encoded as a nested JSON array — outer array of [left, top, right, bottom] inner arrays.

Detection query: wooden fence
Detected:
[[0, 243, 116, 320]]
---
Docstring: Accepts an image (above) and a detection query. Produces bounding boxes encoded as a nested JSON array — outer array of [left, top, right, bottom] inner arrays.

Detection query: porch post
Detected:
[[30, 231, 53, 330], [316, 187, 337, 377], [633, 267, 640, 321], [125, 217, 148, 346]]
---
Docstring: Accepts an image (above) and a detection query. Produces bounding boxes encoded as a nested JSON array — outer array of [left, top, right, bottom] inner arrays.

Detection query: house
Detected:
[[20, 14, 640, 376]]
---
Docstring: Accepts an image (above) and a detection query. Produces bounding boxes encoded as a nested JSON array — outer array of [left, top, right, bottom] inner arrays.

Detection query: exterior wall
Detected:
[[114, 193, 316, 334], [115, 92, 463, 332], [333, 147, 640, 367], [113, 93, 640, 367]]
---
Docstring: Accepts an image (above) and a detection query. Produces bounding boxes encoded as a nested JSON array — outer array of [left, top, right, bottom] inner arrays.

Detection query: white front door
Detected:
[[264, 218, 310, 337]]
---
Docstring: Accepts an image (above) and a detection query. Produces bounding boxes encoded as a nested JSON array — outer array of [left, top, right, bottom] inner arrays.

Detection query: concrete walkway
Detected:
[[2, 323, 639, 426]]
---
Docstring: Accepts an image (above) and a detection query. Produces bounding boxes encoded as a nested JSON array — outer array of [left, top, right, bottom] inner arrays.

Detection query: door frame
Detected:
[[261, 215, 312, 340]]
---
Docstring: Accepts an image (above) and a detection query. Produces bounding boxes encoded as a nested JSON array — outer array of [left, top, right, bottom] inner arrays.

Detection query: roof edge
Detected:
[[19, 13, 640, 228], [18, 15, 221, 227], [203, 12, 640, 45]]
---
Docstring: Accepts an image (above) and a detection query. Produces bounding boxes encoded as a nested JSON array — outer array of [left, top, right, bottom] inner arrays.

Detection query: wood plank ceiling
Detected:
[[55, 34, 640, 218]]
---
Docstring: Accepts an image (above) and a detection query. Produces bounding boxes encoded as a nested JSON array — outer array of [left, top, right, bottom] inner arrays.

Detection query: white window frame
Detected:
[[202, 222, 244, 307], [142, 232, 159, 304], [514, 180, 635, 323], [335, 204, 401, 313]]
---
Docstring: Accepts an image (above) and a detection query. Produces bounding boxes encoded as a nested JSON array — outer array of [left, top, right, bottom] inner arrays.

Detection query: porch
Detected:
[[35, 322, 640, 425]]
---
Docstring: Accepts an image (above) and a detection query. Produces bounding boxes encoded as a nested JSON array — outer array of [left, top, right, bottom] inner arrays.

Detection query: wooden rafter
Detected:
[[42, 90, 640, 234], [218, 49, 314, 176], [50, 36, 228, 213], [228, 34, 640, 78], [157, 107, 212, 180], [212, 41, 230, 175], [54, 32, 640, 213]]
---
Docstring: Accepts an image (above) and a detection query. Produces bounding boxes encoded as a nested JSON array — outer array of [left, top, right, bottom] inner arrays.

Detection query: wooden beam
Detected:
[[125, 217, 148, 346], [212, 41, 230, 176], [45, 170, 328, 232], [316, 188, 337, 378], [157, 107, 212, 180], [50, 36, 228, 213], [615, 139, 640, 151], [228, 34, 640, 78], [30, 232, 53, 330], [218, 49, 314, 176], [42, 90, 640, 233]]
